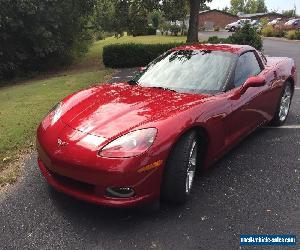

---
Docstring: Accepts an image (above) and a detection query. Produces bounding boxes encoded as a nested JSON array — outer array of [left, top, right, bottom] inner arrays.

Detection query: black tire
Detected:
[[161, 131, 199, 204], [270, 82, 293, 126], [230, 27, 236, 32]]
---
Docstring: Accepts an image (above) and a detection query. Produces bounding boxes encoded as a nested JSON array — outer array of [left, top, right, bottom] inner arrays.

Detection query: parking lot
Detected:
[[0, 38, 299, 250]]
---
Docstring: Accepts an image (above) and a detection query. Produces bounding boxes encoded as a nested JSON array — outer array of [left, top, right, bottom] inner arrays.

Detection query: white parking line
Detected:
[[112, 76, 121, 79], [295, 87, 300, 90], [267, 125, 300, 129]]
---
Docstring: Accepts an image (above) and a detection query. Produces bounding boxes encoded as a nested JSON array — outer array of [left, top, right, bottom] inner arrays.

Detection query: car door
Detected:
[[225, 51, 269, 144]]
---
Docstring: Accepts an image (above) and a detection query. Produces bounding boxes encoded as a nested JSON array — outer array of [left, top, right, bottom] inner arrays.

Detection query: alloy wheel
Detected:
[[279, 85, 292, 122], [185, 140, 198, 194]]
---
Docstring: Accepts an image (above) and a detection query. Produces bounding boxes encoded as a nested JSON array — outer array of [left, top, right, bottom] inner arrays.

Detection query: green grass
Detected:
[[0, 34, 186, 186]]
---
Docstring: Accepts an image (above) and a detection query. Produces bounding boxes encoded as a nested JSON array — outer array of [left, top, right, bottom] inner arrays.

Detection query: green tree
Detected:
[[230, 0, 267, 14], [128, 0, 148, 36], [93, 0, 115, 33], [162, 0, 188, 22], [282, 9, 297, 17], [0, 0, 96, 80], [229, 23, 262, 50], [245, 0, 257, 14], [230, 0, 245, 14], [114, 0, 130, 37], [199, 2, 210, 11], [256, 0, 267, 13], [149, 10, 163, 29]]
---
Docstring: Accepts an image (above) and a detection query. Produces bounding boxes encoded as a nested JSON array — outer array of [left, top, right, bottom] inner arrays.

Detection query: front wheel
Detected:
[[270, 82, 292, 126], [161, 131, 199, 204]]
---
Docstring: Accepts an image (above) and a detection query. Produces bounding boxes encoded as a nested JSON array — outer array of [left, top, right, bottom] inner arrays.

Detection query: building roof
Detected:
[[238, 12, 285, 18], [197, 9, 238, 18], [172, 44, 253, 55], [190, 9, 285, 20]]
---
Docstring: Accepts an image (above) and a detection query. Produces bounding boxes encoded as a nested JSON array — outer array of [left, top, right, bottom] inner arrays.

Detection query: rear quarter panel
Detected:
[[263, 56, 296, 117]]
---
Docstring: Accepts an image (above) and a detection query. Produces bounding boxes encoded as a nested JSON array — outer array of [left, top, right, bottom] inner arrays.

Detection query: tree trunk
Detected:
[[187, 0, 200, 43]]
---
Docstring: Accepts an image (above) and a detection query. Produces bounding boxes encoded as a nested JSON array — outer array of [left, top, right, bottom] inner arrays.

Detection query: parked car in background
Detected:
[[250, 19, 262, 32], [284, 19, 300, 29], [225, 19, 251, 32], [268, 18, 282, 26]]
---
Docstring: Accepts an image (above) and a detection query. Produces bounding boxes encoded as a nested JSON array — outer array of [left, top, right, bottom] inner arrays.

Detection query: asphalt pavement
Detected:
[[0, 38, 299, 250]]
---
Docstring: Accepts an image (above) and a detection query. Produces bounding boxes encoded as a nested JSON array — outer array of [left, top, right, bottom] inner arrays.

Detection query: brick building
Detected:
[[184, 9, 288, 31], [198, 10, 238, 30]]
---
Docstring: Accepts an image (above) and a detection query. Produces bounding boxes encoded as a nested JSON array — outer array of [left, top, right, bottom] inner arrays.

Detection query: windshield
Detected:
[[131, 50, 236, 94]]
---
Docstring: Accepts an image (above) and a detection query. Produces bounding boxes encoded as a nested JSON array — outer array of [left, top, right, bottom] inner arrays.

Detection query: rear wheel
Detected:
[[230, 26, 236, 32], [161, 131, 200, 204], [270, 82, 292, 126]]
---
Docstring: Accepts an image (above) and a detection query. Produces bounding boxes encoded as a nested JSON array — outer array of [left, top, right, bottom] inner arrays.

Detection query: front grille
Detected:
[[50, 170, 95, 194]]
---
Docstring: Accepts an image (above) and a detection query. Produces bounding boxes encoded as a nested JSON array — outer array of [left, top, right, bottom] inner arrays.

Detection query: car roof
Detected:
[[172, 44, 254, 55]]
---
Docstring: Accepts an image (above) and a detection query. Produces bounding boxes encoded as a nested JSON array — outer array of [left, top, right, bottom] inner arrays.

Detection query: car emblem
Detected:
[[57, 139, 68, 147]]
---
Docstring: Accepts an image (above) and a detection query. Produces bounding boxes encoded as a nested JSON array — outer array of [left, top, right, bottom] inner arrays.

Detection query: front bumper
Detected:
[[37, 141, 163, 207], [38, 158, 157, 207]]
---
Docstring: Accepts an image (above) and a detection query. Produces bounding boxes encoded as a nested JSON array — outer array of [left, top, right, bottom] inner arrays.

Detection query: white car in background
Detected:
[[225, 19, 251, 32], [250, 19, 262, 31], [268, 18, 282, 26]]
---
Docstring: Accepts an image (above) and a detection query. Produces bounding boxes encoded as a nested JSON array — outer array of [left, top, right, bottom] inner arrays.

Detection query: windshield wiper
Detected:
[[127, 81, 178, 93], [150, 86, 178, 93], [127, 79, 138, 85]]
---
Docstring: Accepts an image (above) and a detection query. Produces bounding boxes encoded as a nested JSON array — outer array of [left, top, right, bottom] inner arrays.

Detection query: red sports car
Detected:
[[37, 44, 296, 207]]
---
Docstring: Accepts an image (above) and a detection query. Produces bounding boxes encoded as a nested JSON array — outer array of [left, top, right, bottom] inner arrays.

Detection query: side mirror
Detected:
[[231, 76, 265, 100], [139, 67, 146, 72], [240, 76, 265, 94]]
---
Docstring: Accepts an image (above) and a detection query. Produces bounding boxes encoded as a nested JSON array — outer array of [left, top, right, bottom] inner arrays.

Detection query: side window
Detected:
[[234, 52, 261, 87]]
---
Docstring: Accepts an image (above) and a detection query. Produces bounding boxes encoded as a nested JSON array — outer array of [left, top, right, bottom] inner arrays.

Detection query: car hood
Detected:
[[60, 83, 210, 139]]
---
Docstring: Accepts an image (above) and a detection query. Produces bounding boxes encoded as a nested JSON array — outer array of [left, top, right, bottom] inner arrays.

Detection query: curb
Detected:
[[263, 37, 300, 43]]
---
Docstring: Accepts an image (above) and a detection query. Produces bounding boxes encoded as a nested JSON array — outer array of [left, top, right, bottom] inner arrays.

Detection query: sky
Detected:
[[208, 0, 300, 14]]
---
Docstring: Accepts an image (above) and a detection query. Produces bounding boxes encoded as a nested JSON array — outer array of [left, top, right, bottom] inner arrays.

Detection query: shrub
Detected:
[[207, 36, 229, 44], [103, 43, 183, 68], [0, 0, 95, 80], [103, 25, 265, 69], [207, 24, 263, 50], [285, 30, 300, 40], [261, 26, 286, 37], [228, 23, 263, 50], [159, 22, 171, 35], [213, 26, 220, 32], [95, 31, 114, 41], [146, 27, 157, 36], [260, 18, 269, 27], [261, 25, 275, 37], [170, 24, 181, 36], [273, 27, 286, 37]]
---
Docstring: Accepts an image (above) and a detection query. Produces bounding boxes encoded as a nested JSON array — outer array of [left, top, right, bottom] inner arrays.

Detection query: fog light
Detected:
[[106, 187, 135, 198]]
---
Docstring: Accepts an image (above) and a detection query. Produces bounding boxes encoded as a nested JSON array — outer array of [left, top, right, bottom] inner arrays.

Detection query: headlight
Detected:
[[49, 102, 62, 125], [99, 128, 157, 158]]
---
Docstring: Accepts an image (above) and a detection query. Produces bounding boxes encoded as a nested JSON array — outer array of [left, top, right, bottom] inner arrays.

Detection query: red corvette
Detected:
[[37, 44, 296, 207]]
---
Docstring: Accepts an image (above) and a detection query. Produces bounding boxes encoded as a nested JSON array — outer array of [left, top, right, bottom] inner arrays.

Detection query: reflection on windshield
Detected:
[[132, 50, 236, 94]]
